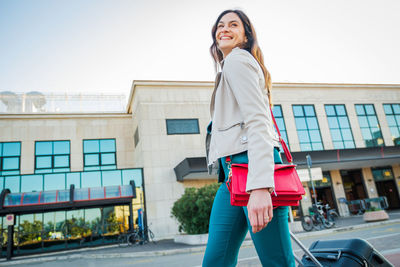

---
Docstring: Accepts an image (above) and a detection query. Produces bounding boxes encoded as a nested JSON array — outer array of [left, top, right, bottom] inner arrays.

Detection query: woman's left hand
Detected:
[[247, 188, 273, 233]]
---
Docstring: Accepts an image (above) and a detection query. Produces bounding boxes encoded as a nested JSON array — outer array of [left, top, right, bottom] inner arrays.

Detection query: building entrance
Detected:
[[341, 169, 367, 201], [376, 180, 400, 209]]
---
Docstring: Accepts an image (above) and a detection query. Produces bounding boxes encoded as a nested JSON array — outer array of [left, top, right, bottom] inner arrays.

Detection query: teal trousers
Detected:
[[202, 149, 295, 267]]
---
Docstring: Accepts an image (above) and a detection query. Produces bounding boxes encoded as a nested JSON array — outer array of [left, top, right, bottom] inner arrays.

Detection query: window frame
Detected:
[[34, 140, 71, 174], [325, 104, 356, 149], [166, 119, 200, 135], [83, 139, 117, 171], [355, 104, 385, 147], [383, 103, 400, 146], [0, 141, 21, 176]]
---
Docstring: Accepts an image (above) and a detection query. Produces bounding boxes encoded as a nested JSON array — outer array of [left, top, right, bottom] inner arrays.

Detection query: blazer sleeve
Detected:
[[223, 51, 275, 192]]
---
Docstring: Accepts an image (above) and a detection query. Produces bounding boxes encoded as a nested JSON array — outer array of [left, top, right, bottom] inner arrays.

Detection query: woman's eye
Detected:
[[218, 24, 223, 28]]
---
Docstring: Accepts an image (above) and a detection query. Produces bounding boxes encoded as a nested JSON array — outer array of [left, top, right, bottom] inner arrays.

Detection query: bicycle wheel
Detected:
[[301, 216, 313, 231], [128, 232, 140, 246], [327, 210, 339, 224], [148, 229, 156, 244], [322, 218, 334, 229]]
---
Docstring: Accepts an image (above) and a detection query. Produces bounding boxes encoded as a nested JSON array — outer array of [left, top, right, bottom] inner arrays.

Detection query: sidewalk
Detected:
[[1, 211, 400, 266]]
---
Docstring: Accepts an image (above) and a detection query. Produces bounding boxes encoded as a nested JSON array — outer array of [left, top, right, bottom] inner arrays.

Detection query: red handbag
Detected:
[[226, 108, 305, 207]]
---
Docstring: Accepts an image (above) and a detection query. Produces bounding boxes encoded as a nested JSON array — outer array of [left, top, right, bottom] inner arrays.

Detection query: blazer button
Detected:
[[241, 136, 248, 143]]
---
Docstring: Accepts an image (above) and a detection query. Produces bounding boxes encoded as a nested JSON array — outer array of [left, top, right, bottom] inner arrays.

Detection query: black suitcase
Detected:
[[300, 238, 394, 267]]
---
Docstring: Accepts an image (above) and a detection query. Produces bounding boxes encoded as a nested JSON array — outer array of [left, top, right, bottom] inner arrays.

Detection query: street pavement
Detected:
[[1, 211, 400, 266]]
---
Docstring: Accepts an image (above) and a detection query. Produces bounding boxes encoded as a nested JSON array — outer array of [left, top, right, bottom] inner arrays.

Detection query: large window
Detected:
[[166, 119, 199, 135], [383, 104, 400, 146], [83, 139, 116, 171], [292, 105, 324, 151], [35, 141, 70, 174], [272, 105, 289, 149], [355, 104, 384, 147], [0, 142, 21, 176], [325, 105, 355, 149]]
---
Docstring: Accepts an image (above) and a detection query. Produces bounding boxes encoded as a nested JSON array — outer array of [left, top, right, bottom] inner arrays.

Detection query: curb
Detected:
[[1, 219, 399, 266]]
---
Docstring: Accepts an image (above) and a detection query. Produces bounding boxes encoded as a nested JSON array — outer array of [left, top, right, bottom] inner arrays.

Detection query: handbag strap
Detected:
[[269, 107, 293, 164]]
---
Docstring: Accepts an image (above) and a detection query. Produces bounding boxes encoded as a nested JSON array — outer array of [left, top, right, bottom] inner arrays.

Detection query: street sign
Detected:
[[5, 214, 14, 226]]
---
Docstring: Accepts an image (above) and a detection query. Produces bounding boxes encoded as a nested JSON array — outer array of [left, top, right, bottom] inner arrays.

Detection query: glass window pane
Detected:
[[74, 188, 89, 201], [330, 129, 342, 141], [101, 153, 115, 165], [358, 117, 369, 127], [336, 105, 346, 116], [295, 118, 307, 130], [4, 193, 22, 206], [36, 156, 52, 169], [36, 141, 52, 155], [44, 173, 65, 191], [304, 105, 315, 116], [333, 141, 344, 149], [67, 173, 81, 189], [44, 211, 66, 233], [297, 131, 309, 143], [355, 105, 365, 115], [5, 175, 20, 192], [272, 106, 282, 117], [3, 157, 19, 170], [389, 127, 400, 139], [306, 117, 318, 129], [85, 154, 99, 166], [396, 115, 400, 125], [338, 117, 350, 128], [276, 119, 285, 130], [300, 143, 312, 151], [120, 185, 133, 197], [54, 141, 70, 155], [100, 139, 115, 153], [371, 127, 383, 138], [365, 105, 375, 115], [101, 165, 116, 170], [386, 115, 396, 126], [102, 170, 122, 186], [22, 192, 40, 205], [166, 119, 199, 134], [0, 143, 2, 157], [2, 142, 21, 156], [40, 190, 57, 203], [0, 177, 3, 191], [367, 116, 378, 127], [21, 175, 43, 192], [393, 104, 400, 114], [84, 140, 99, 153], [105, 186, 120, 198], [292, 106, 303, 117], [341, 129, 353, 141], [309, 130, 322, 142], [54, 155, 69, 168], [344, 141, 355, 148], [81, 171, 101, 188], [58, 189, 69, 202], [122, 169, 142, 187], [90, 187, 105, 200], [327, 117, 339, 128], [325, 105, 335, 116], [383, 104, 392, 115], [361, 128, 372, 140], [312, 142, 323, 151]]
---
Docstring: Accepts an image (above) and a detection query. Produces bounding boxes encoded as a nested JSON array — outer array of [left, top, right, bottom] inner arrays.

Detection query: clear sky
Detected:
[[0, 0, 399, 99]]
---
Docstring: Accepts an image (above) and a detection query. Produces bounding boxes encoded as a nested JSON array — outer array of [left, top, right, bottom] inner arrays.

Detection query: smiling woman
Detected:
[[203, 9, 295, 267]]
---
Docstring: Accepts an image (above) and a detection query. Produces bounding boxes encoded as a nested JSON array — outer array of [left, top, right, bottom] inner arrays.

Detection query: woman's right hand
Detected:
[[247, 188, 273, 233]]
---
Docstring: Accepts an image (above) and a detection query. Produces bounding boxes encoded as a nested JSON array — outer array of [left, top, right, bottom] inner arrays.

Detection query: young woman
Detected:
[[203, 10, 295, 267]]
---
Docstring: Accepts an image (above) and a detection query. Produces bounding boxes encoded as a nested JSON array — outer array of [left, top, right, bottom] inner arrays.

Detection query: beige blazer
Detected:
[[208, 47, 280, 192]]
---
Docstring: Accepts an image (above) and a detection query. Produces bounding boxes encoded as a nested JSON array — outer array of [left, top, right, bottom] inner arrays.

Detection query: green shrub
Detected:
[[366, 206, 382, 212], [171, 183, 219, 235]]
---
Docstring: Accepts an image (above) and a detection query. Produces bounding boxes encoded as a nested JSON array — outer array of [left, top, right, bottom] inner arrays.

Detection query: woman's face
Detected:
[[215, 12, 247, 58]]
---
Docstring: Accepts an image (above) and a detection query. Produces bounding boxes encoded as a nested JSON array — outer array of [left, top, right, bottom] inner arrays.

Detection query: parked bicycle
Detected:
[[301, 203, 335, 231], [118, 230, 137, 247], [132, 225, 156, 245]]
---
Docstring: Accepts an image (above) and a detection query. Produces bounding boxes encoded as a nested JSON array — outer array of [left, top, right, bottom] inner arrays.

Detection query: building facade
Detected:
[[1, 82, 400, 252]]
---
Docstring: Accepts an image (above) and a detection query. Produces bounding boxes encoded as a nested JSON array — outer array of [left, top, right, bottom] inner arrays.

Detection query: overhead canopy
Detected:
[[174, 146, 400, 181], [0, 181, 136, 215]]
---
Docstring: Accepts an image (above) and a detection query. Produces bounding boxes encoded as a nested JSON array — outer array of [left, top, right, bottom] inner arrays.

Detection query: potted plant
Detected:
[[171, 183, 219, 245], [363, 206, 389, 222]]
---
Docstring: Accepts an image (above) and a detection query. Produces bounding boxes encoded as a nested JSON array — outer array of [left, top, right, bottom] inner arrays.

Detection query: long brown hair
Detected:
[[210, 9, 272, 105]]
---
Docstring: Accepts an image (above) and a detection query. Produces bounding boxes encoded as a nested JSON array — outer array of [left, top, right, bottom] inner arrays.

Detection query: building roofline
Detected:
[[126, 79, 400, 113], [0, 112, 130, 119]]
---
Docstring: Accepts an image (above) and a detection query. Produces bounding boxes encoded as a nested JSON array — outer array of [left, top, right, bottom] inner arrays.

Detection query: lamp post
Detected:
[[306, 155, 318, 206]]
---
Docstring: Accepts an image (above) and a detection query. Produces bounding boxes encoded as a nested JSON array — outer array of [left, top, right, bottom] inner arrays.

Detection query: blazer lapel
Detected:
[[210, 71, 222, 118]]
